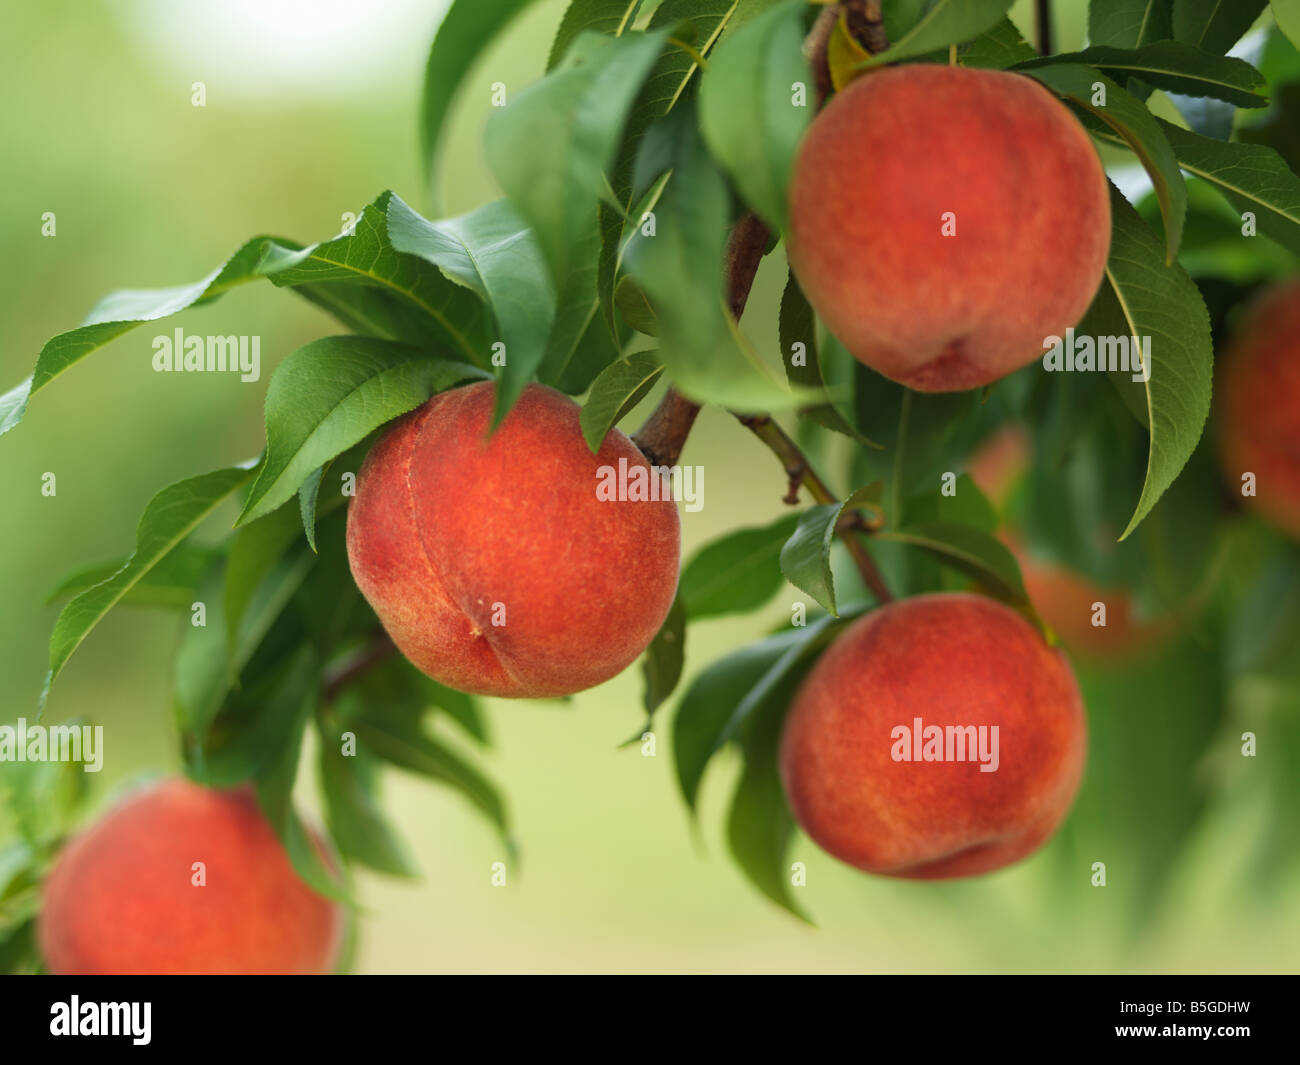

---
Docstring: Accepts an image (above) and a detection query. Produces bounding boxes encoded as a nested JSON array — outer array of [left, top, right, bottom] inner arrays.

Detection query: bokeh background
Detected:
[[3, 0, 1298, 973]]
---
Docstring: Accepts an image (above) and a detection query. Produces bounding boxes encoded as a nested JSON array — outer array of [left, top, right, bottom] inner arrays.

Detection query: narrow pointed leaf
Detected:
[[1022, 63, 1187, 261], [579, 349, 663, 451], [44, 464, 256, 701], [238, 335, 487, 526], [779, 485, 883, 616]]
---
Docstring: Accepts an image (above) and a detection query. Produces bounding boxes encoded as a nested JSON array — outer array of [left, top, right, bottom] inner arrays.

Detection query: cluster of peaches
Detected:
[[39, 66, 1300, 974]]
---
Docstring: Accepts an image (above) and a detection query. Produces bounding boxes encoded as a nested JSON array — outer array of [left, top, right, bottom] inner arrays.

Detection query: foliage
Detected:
[[4, 0, 1300, 965]]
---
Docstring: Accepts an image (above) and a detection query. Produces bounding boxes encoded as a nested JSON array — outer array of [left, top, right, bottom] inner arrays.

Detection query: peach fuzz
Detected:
[[346, 381, 681, 698], [779, 593, 1086, 879], [39, 779, 342, 975], [1216, 277, 1300, 539], [787, 64, 1110, 392]]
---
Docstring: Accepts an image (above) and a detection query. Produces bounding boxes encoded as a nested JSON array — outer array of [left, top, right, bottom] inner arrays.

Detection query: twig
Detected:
[[725, 213, 771, 320], [631, 387, 701, 468], [842, 0, 888, 55], [632, 214, 769, 466], [321, 629, 397, 705], [1035, 0, 1053, 56], [632, 10, 896, 606], [804, 5, 839, 105], [735, 413, 894, 604]]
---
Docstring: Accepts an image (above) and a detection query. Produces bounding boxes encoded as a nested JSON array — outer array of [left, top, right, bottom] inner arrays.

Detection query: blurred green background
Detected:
[[3, 0, 1298, 973]]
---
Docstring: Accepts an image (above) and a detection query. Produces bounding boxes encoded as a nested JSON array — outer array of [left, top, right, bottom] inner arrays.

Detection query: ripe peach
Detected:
[[787, 65, 1110, 392], [346, 381, 681, 698], [1216, 278, 1300, 539], [965, 428, 1169, 661], [779, 593, 1086, 879], [964, 424, 1031, 511], [39, 779, 342, 975], [1016, 552, 1171, 662]]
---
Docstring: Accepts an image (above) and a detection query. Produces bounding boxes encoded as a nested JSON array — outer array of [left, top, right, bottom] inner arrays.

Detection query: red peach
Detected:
[[779, 593, 1086, 879], [966, 427, 1170, 661], [39, 779, 342, 975], [1216, 277, 1300, 539], [787, 65, 1110, 392], [346, 382, 681, 698]]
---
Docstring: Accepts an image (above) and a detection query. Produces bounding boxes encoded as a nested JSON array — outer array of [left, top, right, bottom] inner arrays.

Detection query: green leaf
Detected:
[[680, 513, 801, 619], [779, 485, 883, 616], [173, 560, 236, 747], [1147, 118, 1300, 255], [298, 467, 324, 553], [727, 674, 809, 921], [642, 596, 686, 714], [905, 472, 1000, 535], [223, 508, 320, 672], [237, 336, 486, 526], [1074, 185, 1213, 539], [420, 0, 549, 211], [1090, 0, 1174, 48], [852, 364, 978, 527], [424, 680, 491, 747], [260, 192, 490, 365], [675, 612, 865, 836], [697, 0, 810, 232], [45, 545, 218, 608], [336, 655, 491, 748], [1, 194, 497, 439], [1272, 0, 1300, 49], [1173, 0, 1269, 55], [1225, 542, 1300, 679], [174, 548, 320, 757], [43, 464, 255, 704], [857, 0, 1016, 69], [672, 626, 812, 811], [386, 195, 557, 419], [957, 17, 1038, 68], [623, 110, 795, 409], [251, 648, 353, 906], [1022, 43, 1269, 107], [876, 521, 1031, 606], [1, 235, 281, 438], [224, 505, 303, 652], [316, 727, 418, 878], [0, 920, 39, 975], [233, 549, 318, 669], [485, 28, 669, 422], [1021, 64, 1187, 261], [613, 276, 659, 336], [549, 0, 645, 68], [579, 349, 663, 451], [597, 0, 742, 338], [354, 712, 513, 856], [291, 514, 369, 654], [779, 272, 876, 445], [1058, 638, 1225, 926]]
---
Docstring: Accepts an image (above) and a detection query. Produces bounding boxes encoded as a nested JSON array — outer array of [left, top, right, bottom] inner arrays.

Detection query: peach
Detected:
[[965, 424, 1031, 511], [966, 427, 1169, 661], [779, 593, 1086, 879], [787, 64, 1110, 392], [1216, 277, 1300, 539], [38, 779, 342, 975], [1017, 552, 1171, 662], [346, 381, 681, 698]]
